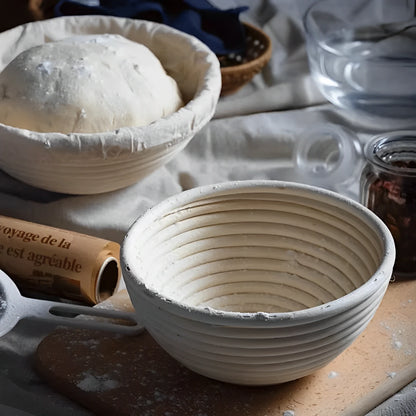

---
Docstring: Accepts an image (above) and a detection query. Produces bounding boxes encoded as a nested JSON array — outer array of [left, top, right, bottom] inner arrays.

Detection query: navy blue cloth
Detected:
[[54, 0, 249, 55]]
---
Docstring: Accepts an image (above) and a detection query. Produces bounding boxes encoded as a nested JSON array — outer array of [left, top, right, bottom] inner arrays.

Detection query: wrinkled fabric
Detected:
[[53, 0, 248, 54]]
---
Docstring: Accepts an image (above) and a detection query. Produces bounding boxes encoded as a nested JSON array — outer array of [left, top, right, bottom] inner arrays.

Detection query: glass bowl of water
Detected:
[[304, 0, 416, 126]]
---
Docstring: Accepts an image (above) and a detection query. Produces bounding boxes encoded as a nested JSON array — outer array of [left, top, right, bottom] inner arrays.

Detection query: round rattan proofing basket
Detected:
[[0, 16, 221, 195], [219, 22, 272, 96], [122, 180, 395, 385]]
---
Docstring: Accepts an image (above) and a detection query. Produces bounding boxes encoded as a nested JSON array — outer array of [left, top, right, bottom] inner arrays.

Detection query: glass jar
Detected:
[[360, 131, 416, 279]]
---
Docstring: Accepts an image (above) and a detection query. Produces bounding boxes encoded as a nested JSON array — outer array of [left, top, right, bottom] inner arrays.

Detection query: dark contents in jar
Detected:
[[364, 160, 416, 276], [392, 160, 416, 169]]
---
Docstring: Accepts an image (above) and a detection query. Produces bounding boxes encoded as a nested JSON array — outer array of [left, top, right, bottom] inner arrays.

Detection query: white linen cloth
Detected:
[[0, 1, 415, 415]]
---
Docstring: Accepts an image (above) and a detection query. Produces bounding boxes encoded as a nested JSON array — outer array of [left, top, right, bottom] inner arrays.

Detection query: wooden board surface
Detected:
[[34, 280, 416, 416]]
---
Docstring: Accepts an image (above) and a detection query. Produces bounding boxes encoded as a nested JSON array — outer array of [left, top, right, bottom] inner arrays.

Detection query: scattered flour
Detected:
[[76, 371, 120, 392], [74, 339, 101, 347], [392, 340, 403, 350]]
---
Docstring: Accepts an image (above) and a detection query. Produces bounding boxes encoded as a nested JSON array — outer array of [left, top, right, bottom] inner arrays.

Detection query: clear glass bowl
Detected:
[[304, 0, 416, 126]]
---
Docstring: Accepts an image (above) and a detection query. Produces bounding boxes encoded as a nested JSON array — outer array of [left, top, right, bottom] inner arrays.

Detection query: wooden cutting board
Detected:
[[34, 280, 416, 416]]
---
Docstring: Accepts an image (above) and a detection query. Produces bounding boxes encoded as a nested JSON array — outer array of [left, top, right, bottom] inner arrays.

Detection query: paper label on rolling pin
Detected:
[[0, 215, 121, 304]]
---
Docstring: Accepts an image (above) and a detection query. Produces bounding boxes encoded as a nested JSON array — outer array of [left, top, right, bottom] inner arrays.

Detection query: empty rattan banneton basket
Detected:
[[219, 22, 272, 96], [122, 180, 396, 386]]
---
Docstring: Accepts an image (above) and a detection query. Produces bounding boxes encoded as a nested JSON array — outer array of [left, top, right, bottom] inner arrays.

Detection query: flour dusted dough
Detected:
[[0, 34, 184, 133]]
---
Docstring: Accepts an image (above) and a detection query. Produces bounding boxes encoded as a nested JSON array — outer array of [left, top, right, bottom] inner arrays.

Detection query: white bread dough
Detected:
[[0, 34, 184, 133]]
